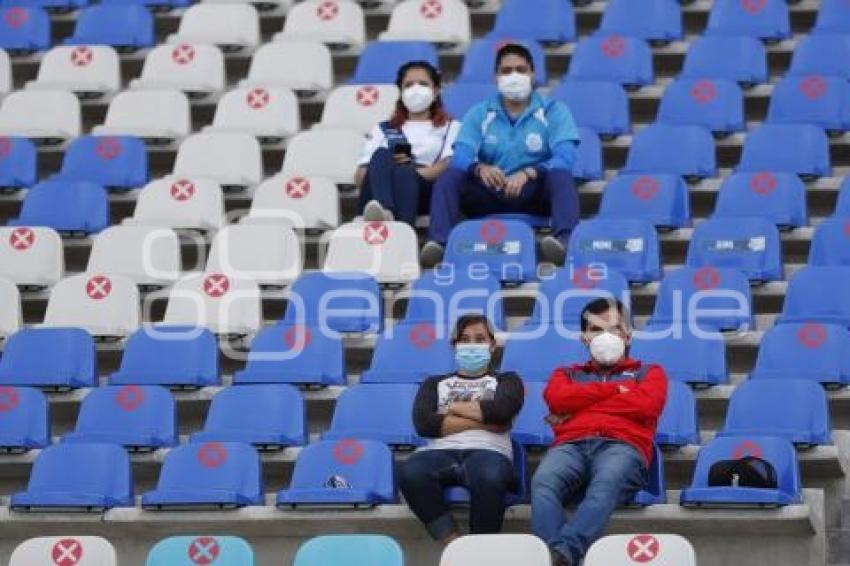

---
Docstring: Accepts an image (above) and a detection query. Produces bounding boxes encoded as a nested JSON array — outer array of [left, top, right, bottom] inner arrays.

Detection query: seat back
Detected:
[[361, 322, 455, 384], [209, 86, 299, 139], [146, 536, 254, 566], [87, 226, 180, 286], [657, 78, 744, 134], [13, 180, 108, 233], [110, 326, 219, 387], [530, 266, 630, 326], [808, 219, 850, 267], [98, 89, 191, 139], [324, 221, 420, 284], [174, 132, 262, 188], [500, 324, 587, 381], [326, 384, 420, 446], [319, 84, 399, 133], [656, 380, 699, 447], [489, 0, 574, 44], [738, 123, 831, 178], [44, 273, 140, 338], [129, 176, 225, 231], [0, 226, 63, 287], [584, 534, 697, 566], [572, 127, 603, 181], [247, 174, 340, 231], [11, 536, 118, 566], [0, 89, 80, 139], [444, 219, 537, 284], [686, 217, 783, 281], [133, 43, 225, 93], [171, 4, 258, 47], [351, 40, 438, 84], [442, 82, 499, 121], [0, 385, 49, 450], [624, 123, 716, 179], [706, 0, 790, 40], [567, 218, 661, 283], [382, 0, 471, 44], [163, 272, 261, 336], [788, 33, 850, 80], [402, 268, 505, 330], [0, 6, 50, 51], [549, 80, 629, 137], [779, 266, 850, 327], [458, 38, 547, 85], [206, 223, 302, 287], [814, 0, 850, 33], [713, 171, 807, 228], [0, 135, 36, 188], [0, 328, 96, 388], [598, 173, 690, 229], [440, 534, 551, 566], [55, 135, 148, 188], [680, 34, 766, 84], [512, 380, 553, 447], [751, 322, 850, 386], [598, 0, 682, 41], [283, 271, 382, 333], [278, 0, 366, 47], [0, 276, 20, 337], [245, 41, 332, 91], [32, 45, 120, 92], [767, 74, 850, 132], [630, 323, 727, 385], [567, 34, 653, 87], [837, 177, 850, 218], [68, 4, 153, 48], [281, 130, 364, 185]]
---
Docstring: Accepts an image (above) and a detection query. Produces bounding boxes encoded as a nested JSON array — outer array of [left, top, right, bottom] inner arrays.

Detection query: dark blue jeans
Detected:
[[427, 166, 579, 245], [531, 439, 647, 564], [399, 448, 516, 540], [358, 147, 432, 227]]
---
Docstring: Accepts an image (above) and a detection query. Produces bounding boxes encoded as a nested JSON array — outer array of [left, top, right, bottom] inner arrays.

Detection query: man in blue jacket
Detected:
[[421, 43, 581, 266]]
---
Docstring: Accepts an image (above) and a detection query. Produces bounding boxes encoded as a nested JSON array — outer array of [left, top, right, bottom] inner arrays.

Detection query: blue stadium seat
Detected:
[[572, 127, 603, 182], [649, 266, 753, 332], [351, 41, 439, 84], [443, 219, 537, 284], [63, 4, 154, 49], [277, 439, 396, 506], [814, 0, 850, 34], [630, 323, 728, 386], [5, 0, 88, 10], [656, 380, 699, 448], [738, 123, 831, 179], [51, 135, 149, 190], [444, 439, 528, 506], [442, 83, 498, 121], [487, 0, 575, 45], [598, 0, 682, 42], [109, 326, 220, 388], [0, 386, 49, 452], [567, 218, 662, 283], [713, 171, 808, 229], [686, 217, 783, 282], [142, 442, 263, 508], [0, 6, 49, 52], [512, 381, 553, 447], [567, 34, 653, 88], [788, 33, 850, 80], [402, 268, 506, 331], [293, 535, 403, 566], [529, 266, 631, 326], [100, 0, 191, 10], [836, 177, 850, 217], [623, 124, 717, 180], [657, 78, 745, 135], [808, 218, 850, 267], [500, 324, 587, 381], [680, 35, 767, 86], [632, 443, 667, 505], [457, 38, 547, 86], [232, 323, 345, 387], [548, 80, 630, 138], [0, 137, 36, 189], [767, 74, 850, 133], [10, 443, 133, 510], [719, 379, 831, 446], [190, 385, 307, 449], [598, 173, 691, 229], [62, 385, 177, 449], [0, 328, 96, 388], [282, 272, 383, 334], [706, 0, 790, 41], [7, 180, 109, 234], [147, 536, 255, 566], [680, 436, 802, 507], [750, 322, 850, 388], [777, 266, 850, 328], [361, 322, 455, 384], [323, 384, 422, 448]]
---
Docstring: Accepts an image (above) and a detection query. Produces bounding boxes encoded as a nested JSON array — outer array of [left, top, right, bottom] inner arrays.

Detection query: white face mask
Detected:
[[402, 84, 434, 114], [498, 72, 533, 102], [589, 332, 626, 367]]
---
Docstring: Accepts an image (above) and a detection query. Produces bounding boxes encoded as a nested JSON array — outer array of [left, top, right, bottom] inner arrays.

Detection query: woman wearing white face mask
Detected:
[[355, 61, 461, 227], [421, 43, 582, 268]]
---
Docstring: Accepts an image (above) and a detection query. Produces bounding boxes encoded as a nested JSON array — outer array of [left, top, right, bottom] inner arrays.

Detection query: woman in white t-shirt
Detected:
[[355, 61, 461, 227]]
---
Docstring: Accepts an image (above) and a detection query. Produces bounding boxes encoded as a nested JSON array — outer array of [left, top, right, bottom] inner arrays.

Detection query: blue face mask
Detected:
[[455, 344, 492, 374]]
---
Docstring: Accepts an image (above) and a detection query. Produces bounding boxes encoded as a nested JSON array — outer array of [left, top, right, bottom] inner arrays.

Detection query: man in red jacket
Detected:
[[531, 298, 668, 566]]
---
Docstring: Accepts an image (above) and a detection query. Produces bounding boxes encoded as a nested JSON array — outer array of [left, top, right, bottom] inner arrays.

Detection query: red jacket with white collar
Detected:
[[543, 358, 668, 465]]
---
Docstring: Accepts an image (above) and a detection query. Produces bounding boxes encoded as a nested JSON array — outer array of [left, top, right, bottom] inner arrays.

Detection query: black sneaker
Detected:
[[550, 547, 572, 566], [420, 241, 445, 268], [541, 235, 567, 265]]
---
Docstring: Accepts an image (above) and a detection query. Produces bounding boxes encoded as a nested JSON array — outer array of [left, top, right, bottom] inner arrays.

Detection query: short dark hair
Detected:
[[495, 43, 534, 71], [580, 298, 630, 332], [451, 313, 496, 345]]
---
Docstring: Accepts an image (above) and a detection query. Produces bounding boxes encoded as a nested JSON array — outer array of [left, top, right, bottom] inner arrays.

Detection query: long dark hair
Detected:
[[389, 60, 450, 129]]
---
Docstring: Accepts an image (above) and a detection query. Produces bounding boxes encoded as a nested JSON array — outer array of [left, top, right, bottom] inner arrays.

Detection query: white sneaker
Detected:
[[364, 200, 387, 222]]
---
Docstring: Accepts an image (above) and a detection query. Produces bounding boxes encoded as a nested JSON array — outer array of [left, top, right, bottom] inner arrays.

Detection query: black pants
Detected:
[[358, 147, 432, 227]]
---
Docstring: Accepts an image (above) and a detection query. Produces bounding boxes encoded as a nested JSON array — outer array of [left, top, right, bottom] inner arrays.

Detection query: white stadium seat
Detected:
[[274, 0, 366, 49], [245, 174, 340, 231], [240, 41, 333, 95], [87, 226, 181, 288], [0, 90, 80, 141], [314, 84, 399, 133], [43, 273, 140, 339], [173, 132, 263, 190], [130, 43, 225, 96], [0, 227, 64, 288], [206, 223, 303, 287], [323, 220, 420, 284], [379, 0, 471, 46], [440, 535, 552, 566], [203, 0, 292, 9], [281, 129, 363, 185], [0, 277, 22, 339], [92, 90, 191, 142], [0, 49, 11, 95], [203, 86, 300, 142], [10, 536, 117, 566], [25, 46, 120, 96], [166, 4, 260, 50], [162, 272, 262, 336], [584, 534, 698, 566], [125, 176, 225, 232]]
